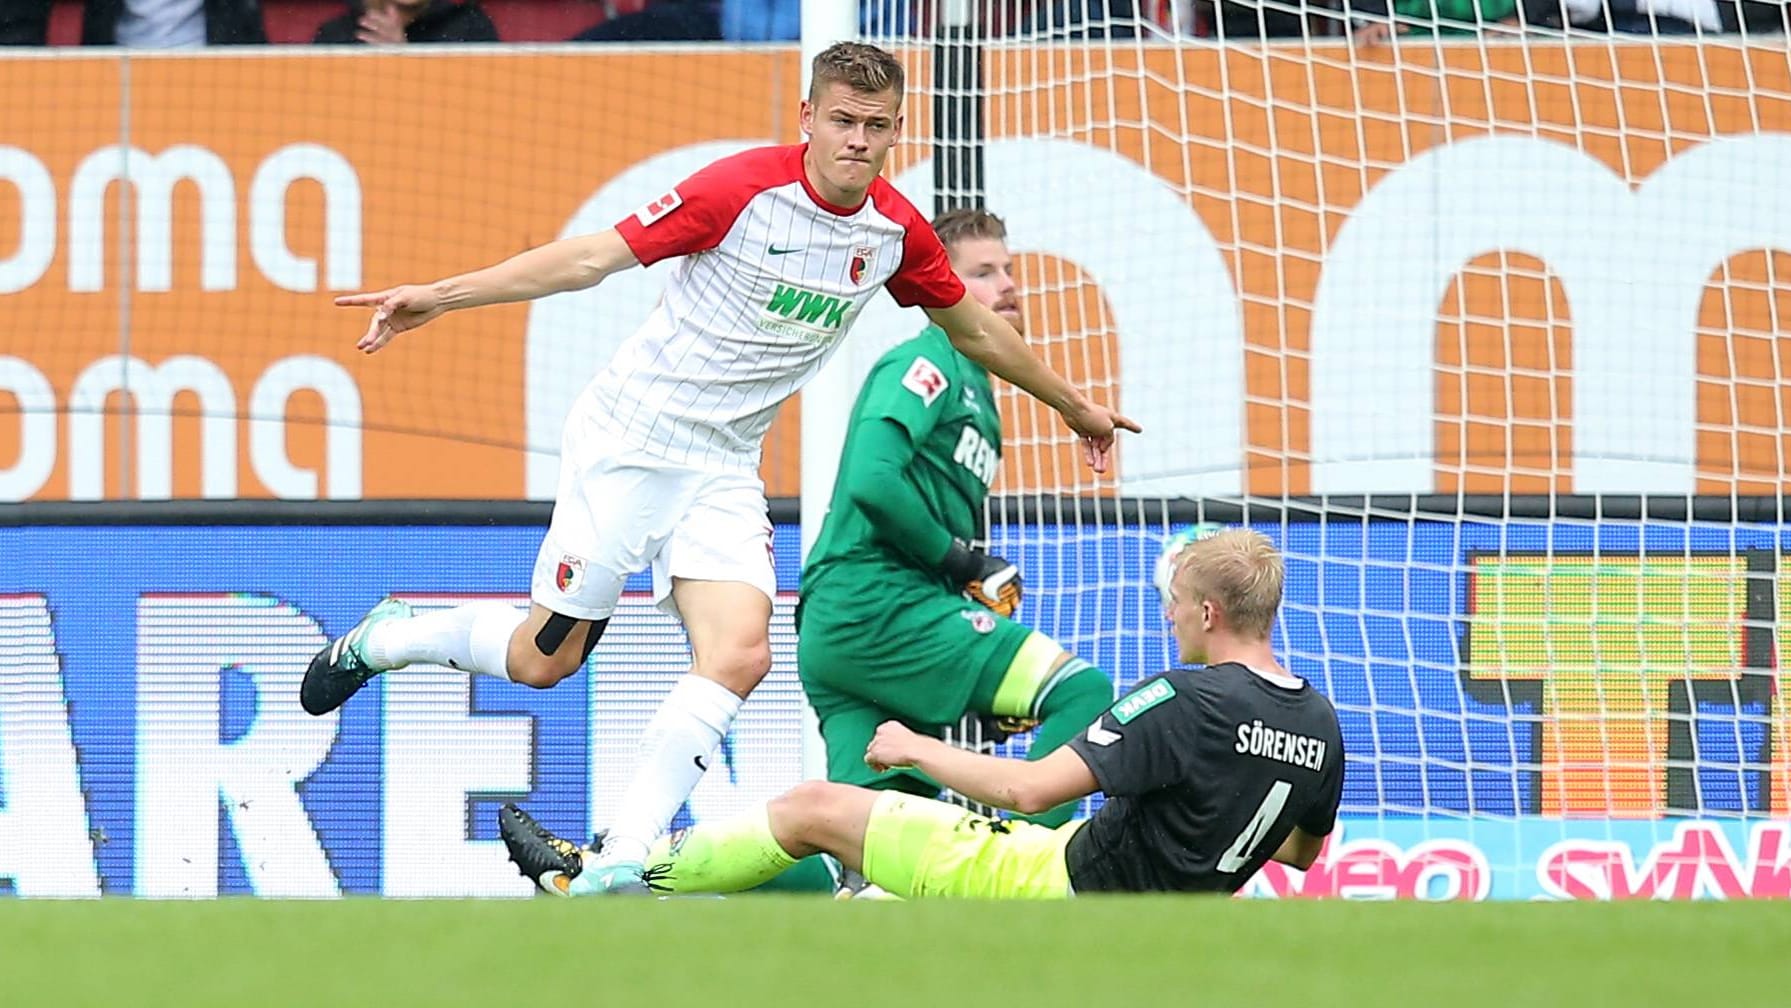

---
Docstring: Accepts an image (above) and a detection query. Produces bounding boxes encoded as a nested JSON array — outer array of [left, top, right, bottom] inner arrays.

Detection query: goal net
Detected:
[[829, 8, 1791, 898]]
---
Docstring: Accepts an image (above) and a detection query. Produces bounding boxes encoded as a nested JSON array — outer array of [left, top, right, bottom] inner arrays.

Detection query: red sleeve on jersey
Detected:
[[876, 185, 968, 309], [614, 146, 792, 267]]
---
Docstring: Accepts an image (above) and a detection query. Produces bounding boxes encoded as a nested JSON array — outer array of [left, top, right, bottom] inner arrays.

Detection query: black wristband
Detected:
[[939, 538, 983, 584]]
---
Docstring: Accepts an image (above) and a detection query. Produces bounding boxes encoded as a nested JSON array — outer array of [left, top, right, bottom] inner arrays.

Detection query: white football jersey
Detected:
[[582, 144, 966, 472]]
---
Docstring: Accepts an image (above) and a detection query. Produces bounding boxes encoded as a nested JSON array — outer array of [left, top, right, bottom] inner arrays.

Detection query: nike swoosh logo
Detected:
[[767, 246, 803, 255], [693, 755, 709, 771]]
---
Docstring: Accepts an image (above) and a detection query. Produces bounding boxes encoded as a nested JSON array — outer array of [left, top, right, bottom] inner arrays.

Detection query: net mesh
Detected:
[[843, 11, 1791, 896]]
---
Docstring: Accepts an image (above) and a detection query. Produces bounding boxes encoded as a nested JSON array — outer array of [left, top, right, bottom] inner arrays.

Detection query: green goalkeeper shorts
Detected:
[[797, 569, 1035, 727], [803, 697, 950, 794], [861, 792, 1081, 899]]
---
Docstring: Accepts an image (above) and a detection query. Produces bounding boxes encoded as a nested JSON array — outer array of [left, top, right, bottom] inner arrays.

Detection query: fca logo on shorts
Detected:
[[555, 555, 585, 593]]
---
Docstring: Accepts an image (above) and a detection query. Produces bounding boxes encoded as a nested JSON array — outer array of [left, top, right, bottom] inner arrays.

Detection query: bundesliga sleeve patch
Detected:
[[632, 189, 683, 227], [901, 356, 949, 407]]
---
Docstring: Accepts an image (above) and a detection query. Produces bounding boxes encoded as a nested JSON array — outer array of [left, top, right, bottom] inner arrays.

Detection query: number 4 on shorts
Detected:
[[1216, 779, 1291, 873]]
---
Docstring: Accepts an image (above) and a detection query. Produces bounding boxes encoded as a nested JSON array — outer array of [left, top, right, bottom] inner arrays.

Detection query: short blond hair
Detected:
[[1173, 529, 1283, 639], [810, 42, 905, 102]]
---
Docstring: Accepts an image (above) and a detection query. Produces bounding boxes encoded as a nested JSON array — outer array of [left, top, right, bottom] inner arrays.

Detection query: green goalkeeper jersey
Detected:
[[804, 324, 1002, 594]]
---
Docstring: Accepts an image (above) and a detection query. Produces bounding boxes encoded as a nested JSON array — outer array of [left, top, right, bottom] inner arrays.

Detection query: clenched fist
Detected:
[[864, 721, 931, 774]]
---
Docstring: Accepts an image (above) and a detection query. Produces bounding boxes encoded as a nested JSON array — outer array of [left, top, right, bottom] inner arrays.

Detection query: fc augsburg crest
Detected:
[[849, 245, 874, 285], [555, 554, 585, 594]]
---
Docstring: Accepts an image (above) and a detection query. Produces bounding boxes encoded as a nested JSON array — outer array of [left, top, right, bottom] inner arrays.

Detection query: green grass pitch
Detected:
[[2, 897, 1779, 1007]]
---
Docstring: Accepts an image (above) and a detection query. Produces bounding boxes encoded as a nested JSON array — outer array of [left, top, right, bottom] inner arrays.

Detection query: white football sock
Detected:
[[598, 675, 744, 866], [365, 601, 523, 680]]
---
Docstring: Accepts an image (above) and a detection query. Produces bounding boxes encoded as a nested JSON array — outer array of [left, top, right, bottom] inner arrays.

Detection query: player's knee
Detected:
[[510, 617, 606, 688], [769, 780, 832, 839], [507, 653, 579, 689], [772, 780, 851, 833], [698, 639, 772, 695], [776, 779, 837, 810], [743, 638, 774, 678]]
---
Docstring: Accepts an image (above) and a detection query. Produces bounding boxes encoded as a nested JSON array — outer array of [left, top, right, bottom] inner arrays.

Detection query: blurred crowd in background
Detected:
[[2, 0, 1786, 49]]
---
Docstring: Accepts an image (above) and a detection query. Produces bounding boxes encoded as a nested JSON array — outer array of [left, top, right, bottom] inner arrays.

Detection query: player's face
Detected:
[[801, 82, 904, 204], [949, 238, 1023, 334]]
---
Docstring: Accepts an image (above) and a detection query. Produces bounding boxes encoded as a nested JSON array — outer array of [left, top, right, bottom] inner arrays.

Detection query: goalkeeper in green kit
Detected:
[[797, 208, 1117, 840]]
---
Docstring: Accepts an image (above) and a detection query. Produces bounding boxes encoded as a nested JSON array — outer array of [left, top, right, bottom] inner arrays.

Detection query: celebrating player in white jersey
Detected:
[[301, 41, 1140, 894]]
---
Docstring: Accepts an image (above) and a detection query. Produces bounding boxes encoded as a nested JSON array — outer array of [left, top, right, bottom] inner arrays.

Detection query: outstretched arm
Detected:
[[336, 229, 640, 353], [865, 722, 1099, 816], [923, 295, 1141, 472], [428, 229, 639, 310], [926, 295, 1082, 415]]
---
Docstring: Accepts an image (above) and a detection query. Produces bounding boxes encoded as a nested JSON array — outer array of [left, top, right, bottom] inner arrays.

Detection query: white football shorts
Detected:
[[531, 437, 775, 624]]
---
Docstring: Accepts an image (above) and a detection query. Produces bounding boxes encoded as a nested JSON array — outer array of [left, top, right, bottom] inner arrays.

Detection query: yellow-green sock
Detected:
[[643, 806, 797, 894], [1016, 660, 1114, 827]]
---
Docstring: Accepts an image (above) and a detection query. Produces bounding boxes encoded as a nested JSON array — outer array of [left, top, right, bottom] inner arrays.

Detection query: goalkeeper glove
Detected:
[[980, 713, 1041, 744], [941, 538, 1023, 618]]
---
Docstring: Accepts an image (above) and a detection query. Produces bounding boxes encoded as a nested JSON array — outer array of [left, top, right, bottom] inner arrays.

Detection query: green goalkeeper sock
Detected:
[[642, 806, 797, 894], [1015, 659, 1114, 827]]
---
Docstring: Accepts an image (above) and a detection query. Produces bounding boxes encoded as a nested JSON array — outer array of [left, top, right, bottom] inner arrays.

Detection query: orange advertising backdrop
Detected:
[[2, 45, 1788, 502]]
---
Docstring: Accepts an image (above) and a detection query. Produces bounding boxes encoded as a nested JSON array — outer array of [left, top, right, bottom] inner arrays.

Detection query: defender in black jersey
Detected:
[[502, 528, 1344, 898], [1061, 660, 1343, 892]]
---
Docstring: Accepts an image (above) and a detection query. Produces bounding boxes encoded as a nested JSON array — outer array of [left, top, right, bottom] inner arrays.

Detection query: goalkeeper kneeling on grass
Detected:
[[502, 529, 1345, 898], [793, 208, 1115, 845]]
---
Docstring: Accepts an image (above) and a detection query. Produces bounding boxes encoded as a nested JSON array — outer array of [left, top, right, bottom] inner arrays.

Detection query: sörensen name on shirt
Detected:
[[1235, 718, 1328, 772]]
